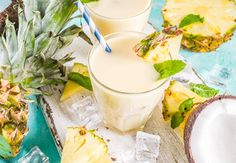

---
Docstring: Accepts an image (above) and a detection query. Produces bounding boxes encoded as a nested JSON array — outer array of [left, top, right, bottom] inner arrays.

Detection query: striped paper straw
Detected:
[[76, 1, 112, 53]]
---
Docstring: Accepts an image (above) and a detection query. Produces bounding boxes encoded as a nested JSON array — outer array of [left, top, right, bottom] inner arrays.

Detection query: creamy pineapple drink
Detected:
[[88, 32, 170, 132], [86, 0, 152, 35]]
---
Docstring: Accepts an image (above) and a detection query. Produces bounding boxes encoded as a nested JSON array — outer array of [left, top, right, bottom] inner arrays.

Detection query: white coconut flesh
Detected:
[[189, 98, 236, 163]]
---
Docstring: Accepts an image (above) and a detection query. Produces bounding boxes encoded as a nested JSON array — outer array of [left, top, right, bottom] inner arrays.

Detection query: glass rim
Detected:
[[85, 0, 153, 20], [88, 31, 171, 95]]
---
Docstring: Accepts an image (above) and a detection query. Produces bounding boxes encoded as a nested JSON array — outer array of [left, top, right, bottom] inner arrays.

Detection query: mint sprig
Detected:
[[0, 136, 13, 159], [171, 98, 194, 129], [171, 112, 184, 129], [68, 72, 93, 91], [179, 14, 204, 28], [154, 60, 186, 80], [189, 83, 219, 98], [179, 98, 194, 113]]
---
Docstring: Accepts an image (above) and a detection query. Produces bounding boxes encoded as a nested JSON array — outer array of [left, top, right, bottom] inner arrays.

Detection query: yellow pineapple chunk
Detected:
[[162, 81, 207, 137], [133, 27, 183, 63], [162, 81, 205, 121], [61, 127, 111, 163], [60, 63, 89, 101]]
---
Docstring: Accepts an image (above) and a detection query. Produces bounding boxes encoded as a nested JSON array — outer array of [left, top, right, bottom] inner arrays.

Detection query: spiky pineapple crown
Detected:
[[0, 0, 91, 96]]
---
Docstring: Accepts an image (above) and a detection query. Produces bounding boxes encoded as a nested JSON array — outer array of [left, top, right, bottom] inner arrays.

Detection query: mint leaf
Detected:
[[171, 112, 184, 129], [0, 136, 13, 159], [68, 72, 93, 91], [189, 83, 219, 98], [179, 14, 204, 28], [81, 0, 99, 3], [170, 98, 194, 129], [179, 98, 194, 113], [154, 60, 186, 80]]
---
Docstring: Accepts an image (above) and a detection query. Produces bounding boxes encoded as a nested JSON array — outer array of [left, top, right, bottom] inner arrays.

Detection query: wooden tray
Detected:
[[39, 23, 204, 163]]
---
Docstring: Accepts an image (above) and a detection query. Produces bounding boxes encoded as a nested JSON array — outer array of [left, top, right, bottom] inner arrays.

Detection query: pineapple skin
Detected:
[[0, 80, 28, 158], [163, 21, 235, 52], [61, 127, 111, 163]]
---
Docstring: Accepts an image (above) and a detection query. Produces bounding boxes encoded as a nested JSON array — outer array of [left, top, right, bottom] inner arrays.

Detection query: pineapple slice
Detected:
[[61, 127, 111, 163], [162, 0, 236, 52], [162, 81, 205, 121], [60, 63, 89, 101], [134, 26, 183, 63]]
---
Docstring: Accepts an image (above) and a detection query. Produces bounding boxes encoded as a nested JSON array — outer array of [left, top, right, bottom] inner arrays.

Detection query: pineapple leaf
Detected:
[[11, 42, 27, 74], [0, 135, 13, 159], [59, 25, 92, 45], [23, 0, 39, 21], [5, 19, 18, 60], [23, 0, 50, 21], [0, 37, 10, 66], [42, 0, 77, 34], [23, 77, 65, 89], [33, 11, 42, 36], [24, 21, 35, 58], [17, 7, 28, 45], [81, 0, 99, 3], [34, 32, 53, 56]]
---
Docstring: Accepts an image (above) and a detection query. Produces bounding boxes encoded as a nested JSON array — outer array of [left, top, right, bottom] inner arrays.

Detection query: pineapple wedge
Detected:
[[61, 127, 111, 163], [162, 81, 205, 121], [134, 26, 183, 63], [162, 0, 236, 52], [60, 63, 89, 101]]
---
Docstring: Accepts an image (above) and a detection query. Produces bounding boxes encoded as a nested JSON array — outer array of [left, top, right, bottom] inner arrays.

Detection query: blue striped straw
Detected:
[[76, 1, 112, 53]]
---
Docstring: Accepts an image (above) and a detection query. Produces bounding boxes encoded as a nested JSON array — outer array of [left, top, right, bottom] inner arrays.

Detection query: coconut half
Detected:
[[184, 95, 236, 163]]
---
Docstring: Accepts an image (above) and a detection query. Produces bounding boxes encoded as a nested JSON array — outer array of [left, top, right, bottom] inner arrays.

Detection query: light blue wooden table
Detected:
[[0, 0, 236, 163]]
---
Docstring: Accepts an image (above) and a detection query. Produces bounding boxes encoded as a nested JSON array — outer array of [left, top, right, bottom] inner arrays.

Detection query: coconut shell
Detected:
[[0, 0, 22, 34], [184, 95, 236, 163]]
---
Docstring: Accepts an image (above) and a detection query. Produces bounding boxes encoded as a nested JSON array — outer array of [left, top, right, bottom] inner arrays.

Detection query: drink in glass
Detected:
[[86, 0, 152, 35], [88, 32, 170, 132]]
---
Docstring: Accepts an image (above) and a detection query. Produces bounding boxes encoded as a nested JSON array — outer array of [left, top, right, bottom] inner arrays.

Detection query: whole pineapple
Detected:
[[0, 0, 91, 159], [162, 0, 236, 52]]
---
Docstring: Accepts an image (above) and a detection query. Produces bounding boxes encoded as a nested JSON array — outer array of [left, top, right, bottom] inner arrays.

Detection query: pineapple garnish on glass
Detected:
[[133, 26, 183, 63], [0, 0, 91, 159]]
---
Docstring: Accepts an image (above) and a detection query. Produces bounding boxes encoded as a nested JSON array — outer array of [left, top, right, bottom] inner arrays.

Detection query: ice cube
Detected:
[[71, 96, 95, 110], [203, 64, 232, 88], [18, 146, 49, 163], [135, 131, 161, 162], [71, 96, 102, 129]]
